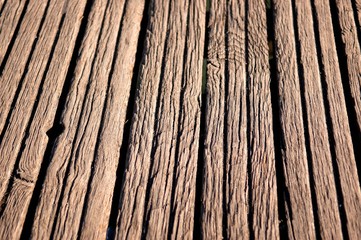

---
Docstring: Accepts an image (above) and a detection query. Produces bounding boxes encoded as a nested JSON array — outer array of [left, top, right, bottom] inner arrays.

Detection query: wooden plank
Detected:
[[30, 0, 125, 239], [169, 0, 205, 239], [272, 0, 316, 239], [115, 0, 170, 239], [143, 1, 189, 239], [0, 0, 48, 135], [313, 0, 361, 238], [202, 0, 226, 238], [0, 1, 87, 239], [0, 0, 48, 200], [0, 0, 28, 64], [0, 0, 64, 207], [246, 0, 279, 238], [293, 0, 343, 238], [225, 0, 248, 238], [78, 0, 145, 239], [334, 0, 361, 145]]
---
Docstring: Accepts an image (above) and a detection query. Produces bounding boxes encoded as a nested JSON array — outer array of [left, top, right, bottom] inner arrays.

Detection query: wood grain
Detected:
[[334, 0, 361, 146], [247, 0, 279, 238], [0, 0, 28, 65], [33, 1, 124, 239], [202, 0, 226, 238], [273, 0, 316, 238], [313, 0, 361, 238], [0, 0, 48, 136], [225, 0, 248, 238], [169, 0, 205, 238], [293, 0, 343, 238], [115, 0, 170, 238], [143, 1, 189, 239], [78, 0, 145, 239], [0, 1, 87, 239]]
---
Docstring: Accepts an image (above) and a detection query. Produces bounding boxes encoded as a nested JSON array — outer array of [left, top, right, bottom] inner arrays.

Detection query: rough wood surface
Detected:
[[0, 0, 66, 237], [115, 0, 170, 238], [334, 0, 361, 144], [313, 0, 361, 238], [246, 0, 279, 238], [0, 0, 28, 65], [30, 0, 125, 239], [225, 0, 248, 238], [78, 1, 145, 239], [293, 0, 343, 238], [0, 1, 87, 239], [0, 0, 48, 137], [273, 0, 316, 238], [169, 0, 205, 238], [143, 1, 188, 239], [202, 0, 226, 238]]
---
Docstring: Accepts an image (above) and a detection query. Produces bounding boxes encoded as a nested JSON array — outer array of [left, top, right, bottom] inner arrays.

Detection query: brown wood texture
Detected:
[[246, 0, 279, 238], [115, 0, 170, 238], [0, 1, 87, 239], [0, 0, 48, 139], [273, 0, 316, 239], [0, 0, 28, 65], [293, 0, 343, 239], [202, 0, 226, 238], [78, 0, 145, 239], [31, 0, 126, 239], [0, 0, 360, 239], [313, 0, 361, 238], [169, 0, 205, 239]]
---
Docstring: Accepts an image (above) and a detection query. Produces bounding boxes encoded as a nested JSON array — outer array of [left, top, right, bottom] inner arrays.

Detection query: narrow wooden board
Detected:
[[30, 0, 125, 239], [78, 0, 145, 239], [293, 0, 343, 238], [0, 0, 28, 64], [0, 0, 48, 134], [313, 0, 361, 238], [273, 0, 316, 238], [0, 1, 87, 239], [246, 0, 279, 238], [0, 0, 65, 207], [143, 1, 189, 239], [169, 0, 205, 238], [202, 0, 226, 238], [225, 0, 248, 238], [115, 0, 170, 238], [334, 0, 361, 144]]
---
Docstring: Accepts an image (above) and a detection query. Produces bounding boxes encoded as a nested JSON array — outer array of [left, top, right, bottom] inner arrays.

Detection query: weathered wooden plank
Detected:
[[0, 0, 48, 134], [0, 0, 64, 208], [115, 0, 170, 238], [0, 1, 87, 239], [334, 0, 361, 146], [169, 0, 205, 238], [143, 1, 189, 239], [78, 0, 145, 239], [202, 0, 226, 238], [355, 0, 361, 33], [293, 0, 343, 238], [0, 0, 28, 64], [313, 0, 361, 238], [0, 0, 65, 237], [247, 0, 279, 238], [30, 0, 125, 239], [272, 0, 316, 238], [225, 0, 248, 238]]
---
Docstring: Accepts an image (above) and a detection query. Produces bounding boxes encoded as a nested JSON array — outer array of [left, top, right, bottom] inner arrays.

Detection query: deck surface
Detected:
[[0, 0, 361, 239]]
